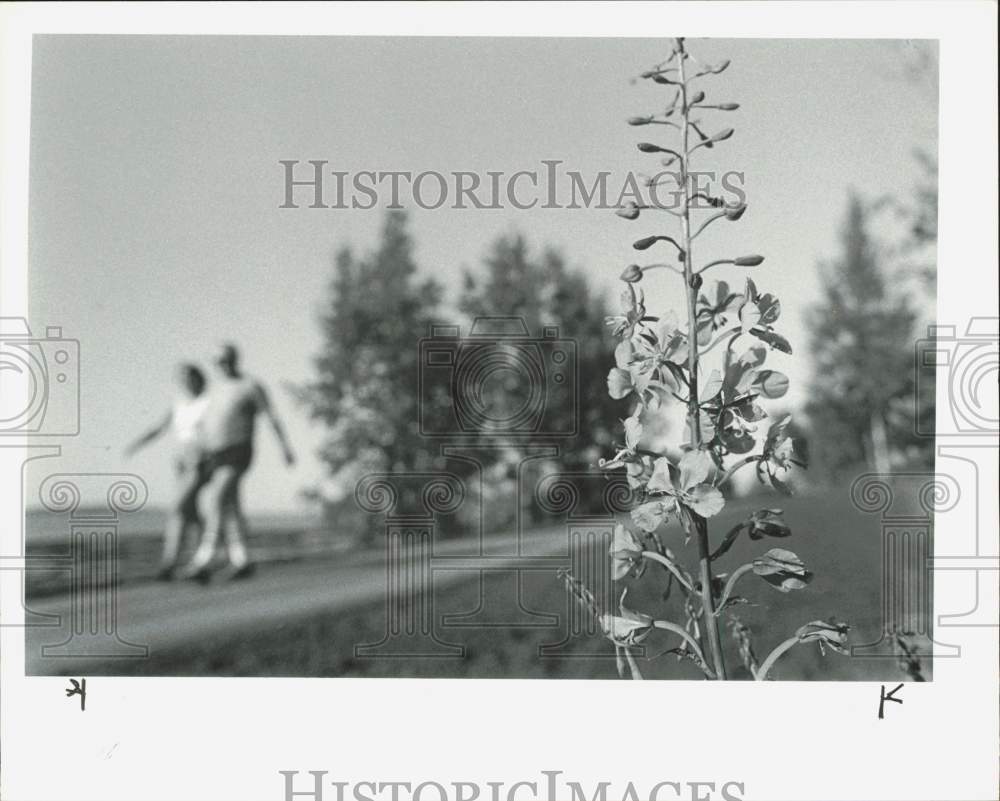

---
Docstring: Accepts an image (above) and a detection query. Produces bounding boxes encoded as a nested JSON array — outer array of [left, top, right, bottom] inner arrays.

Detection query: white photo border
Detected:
[[1, 3, 997, 801]]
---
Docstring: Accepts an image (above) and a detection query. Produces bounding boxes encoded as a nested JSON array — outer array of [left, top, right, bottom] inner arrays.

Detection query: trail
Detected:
[[24, 526, 573, 675]]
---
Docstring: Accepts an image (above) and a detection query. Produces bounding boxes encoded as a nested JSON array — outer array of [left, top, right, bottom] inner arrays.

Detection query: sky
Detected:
[[26, 36, 937, 513]]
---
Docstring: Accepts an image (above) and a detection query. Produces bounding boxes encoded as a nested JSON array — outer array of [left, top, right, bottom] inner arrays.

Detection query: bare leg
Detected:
[[185, 465, 238, 573], [162, 466, 203, 573], [222, 473, 251, 569]]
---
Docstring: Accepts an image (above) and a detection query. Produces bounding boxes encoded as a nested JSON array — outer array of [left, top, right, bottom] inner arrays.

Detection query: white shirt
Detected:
[[172, 395, 209, 446]]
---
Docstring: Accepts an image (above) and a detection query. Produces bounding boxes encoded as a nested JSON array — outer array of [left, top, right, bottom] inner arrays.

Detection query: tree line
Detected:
[[297, 164, 936, 542]]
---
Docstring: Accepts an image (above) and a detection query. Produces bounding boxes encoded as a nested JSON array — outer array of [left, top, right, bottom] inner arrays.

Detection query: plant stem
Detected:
[[715, 455, 761, 488], [651, 620, 714, 679], [623, 647, 644, 680], [714, 562, 754, 615], [642, 550, 694, 592], [677, 42, 728, 681], [756, 635, 800, 681]]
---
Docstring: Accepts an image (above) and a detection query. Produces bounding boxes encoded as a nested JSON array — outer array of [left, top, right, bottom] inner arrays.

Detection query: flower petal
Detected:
[[685, 484, 726, 517]]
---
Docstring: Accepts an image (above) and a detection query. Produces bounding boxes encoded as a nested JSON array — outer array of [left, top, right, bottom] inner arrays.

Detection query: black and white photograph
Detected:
[[1, 4, 997, 801]]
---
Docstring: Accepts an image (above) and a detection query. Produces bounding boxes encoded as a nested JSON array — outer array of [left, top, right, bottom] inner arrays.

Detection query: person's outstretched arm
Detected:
[[255, 383, 295, 466], [124, 411, 172, 458]]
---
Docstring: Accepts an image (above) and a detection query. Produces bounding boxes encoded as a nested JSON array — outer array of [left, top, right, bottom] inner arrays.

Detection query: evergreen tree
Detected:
[[805, 194, 916, 477], [459, 234, 625, 519], [297, 211, 442, 531]]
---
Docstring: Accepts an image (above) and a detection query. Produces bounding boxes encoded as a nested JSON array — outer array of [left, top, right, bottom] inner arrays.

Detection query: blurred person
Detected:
[[125, 363, 211, 580], [180, 342, 295, 581]]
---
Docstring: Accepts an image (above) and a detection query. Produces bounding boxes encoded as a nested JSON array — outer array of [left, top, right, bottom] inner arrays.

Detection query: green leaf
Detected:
[[685, 484, 725, 518], [756, 293, 781, 325], [752, 548, 812, 591], [752, 328, 792, 354]]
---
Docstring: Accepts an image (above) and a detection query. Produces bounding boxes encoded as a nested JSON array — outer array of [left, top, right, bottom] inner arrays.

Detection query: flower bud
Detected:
[[620, 264, 643, 283], [633, 235, 658, 251], [796, 620, 850, 655], [724, 203, 747, 221], [718, 102, 740, 111], [628, 115, 653, 126], [616, 202, 641, 220], [734, 255, 764, 267], [690, 273, 703, 291], [637, 142, 662, 153], [690, 90, 706, 104], [710, 127, 735, 143]]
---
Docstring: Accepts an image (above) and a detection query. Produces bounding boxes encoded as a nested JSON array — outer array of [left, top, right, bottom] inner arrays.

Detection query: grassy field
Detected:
[[79, 482, 930, 681]]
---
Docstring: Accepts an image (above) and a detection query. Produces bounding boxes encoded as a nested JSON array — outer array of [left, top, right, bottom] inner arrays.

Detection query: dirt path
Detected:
[[25, 526, 574, 675]]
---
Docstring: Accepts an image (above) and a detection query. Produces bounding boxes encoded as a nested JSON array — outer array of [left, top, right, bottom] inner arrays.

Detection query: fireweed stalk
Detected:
[[561, 39, 849, 681]]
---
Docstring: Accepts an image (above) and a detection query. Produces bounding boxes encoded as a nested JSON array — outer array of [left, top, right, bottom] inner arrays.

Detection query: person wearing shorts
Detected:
[[125, 363, 211, 579], [181, 342, 295, 581]]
